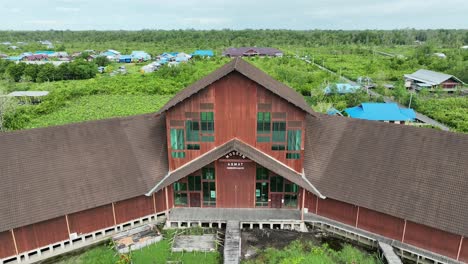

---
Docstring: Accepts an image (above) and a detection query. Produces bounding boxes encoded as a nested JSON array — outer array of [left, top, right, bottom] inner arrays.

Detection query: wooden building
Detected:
[[0, 58, 467, 263]]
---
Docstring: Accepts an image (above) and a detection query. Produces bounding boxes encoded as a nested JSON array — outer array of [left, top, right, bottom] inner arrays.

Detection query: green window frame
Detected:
[[256, 167, 269, 180], [287, 130, 301, 151], [270, 176, 284, 192], [202, 168, 215, 180], [171, 151, 186, 158], [272, 145, 285, 151], [173, 182, 187, 192], [255, 182, 269, 207], [257, 112, 271, 134], [170, 128, 185, 150], [186, 120, 200, 142], [285, 182, 299, 193], [284, 194, 298, 207], [201, 112, 214, 133], [188, 175, 201, 191], [203, 182, 216, 206], [187, 144, 200, 150], [272, 122, 286, 142], [174, 193, 188, 206]]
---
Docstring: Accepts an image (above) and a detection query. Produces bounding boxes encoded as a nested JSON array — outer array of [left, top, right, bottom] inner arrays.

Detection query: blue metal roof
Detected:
[[326, 107, 343, 116], [34, 51, 55, 55], [192, 50, 214, 57], [345, 103, 416, 121], [324, 83, 361, 94], [8, 56, 23, 61]]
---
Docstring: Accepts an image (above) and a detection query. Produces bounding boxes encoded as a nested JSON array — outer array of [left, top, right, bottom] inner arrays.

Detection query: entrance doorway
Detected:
[[189, 193, 201, 207], [271, 194, 283, 208]]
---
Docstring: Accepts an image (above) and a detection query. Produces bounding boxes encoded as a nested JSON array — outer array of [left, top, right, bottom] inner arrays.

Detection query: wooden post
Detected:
[[112, 202, 117, 226], [355, 206, 360, 228], [65, 215, 71, 236], [301, 189, 305, 221], [152, 193, 157, 214], [457, 236, 464, 261], [11, 229, 18, 255], [165, 187, 169, 211], [402, 219, 407, 242], [315, 196, 319, 214]]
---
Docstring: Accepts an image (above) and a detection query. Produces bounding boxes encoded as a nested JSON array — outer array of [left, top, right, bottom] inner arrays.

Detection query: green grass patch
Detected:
[[24, 95, 171, 129], [243, 240, 382, 264]]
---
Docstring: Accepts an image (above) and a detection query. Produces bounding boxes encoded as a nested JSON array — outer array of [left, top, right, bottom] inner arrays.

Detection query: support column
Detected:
[[355, 206, 360, 228], [11, 229, 18, 256], [165, 187, 169, 211], [315, 196, 319, 214], [65, 215, 71, 236], [112, 202, 117, 226], [152, 193, 157, 214], [301, 189, 305, 221], [457, 236, 464, 261], [401, 219, 407, 243]]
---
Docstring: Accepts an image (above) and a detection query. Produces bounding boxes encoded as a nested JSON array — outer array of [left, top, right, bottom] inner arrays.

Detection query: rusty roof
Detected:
[[304, 114, 468, 237], [156, 57, 315, 116], [0, 114, 168, 232]]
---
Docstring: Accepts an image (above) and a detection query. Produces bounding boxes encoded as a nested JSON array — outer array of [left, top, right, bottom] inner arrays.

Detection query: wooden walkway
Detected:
[[378, 241, 403, 264], [224, 221, 241, 264]]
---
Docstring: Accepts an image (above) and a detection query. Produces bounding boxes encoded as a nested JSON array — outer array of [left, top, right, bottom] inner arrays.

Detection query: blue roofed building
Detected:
[[119, 55, 132, 63], [34, 51, 55, 55], [345, 103, 416, 124], [324, 83, 361, 94], [7, 56, 24, 61], [192, 50, 214, 57], [131, 51, 151, 61]]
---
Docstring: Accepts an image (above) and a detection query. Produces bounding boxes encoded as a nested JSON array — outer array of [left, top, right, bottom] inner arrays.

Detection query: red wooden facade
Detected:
[[114, 196, 154, 224], [165, 72, 306, 173], [0, 231, 16, 259], [68, 204, 115, 235]]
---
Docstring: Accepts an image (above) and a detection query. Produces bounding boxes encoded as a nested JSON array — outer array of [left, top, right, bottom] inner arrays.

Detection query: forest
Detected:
[[0, 29, 467, 133]]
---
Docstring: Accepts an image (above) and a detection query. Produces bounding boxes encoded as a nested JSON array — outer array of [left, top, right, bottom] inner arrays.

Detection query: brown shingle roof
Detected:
[[147, 139, 324, 198], [0, 114, 168, 232], [156, 57, 315, 116], [304, 114, 468, 237]]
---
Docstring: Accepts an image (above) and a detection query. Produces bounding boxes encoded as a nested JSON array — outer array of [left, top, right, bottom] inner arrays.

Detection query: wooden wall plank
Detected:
[[357, 207, 405, 241], [68, 204, 114, 235], [14, 216, 68, 253], [114, 196, 154, 224], [316, 198, 358, 226], [0, 230, 16, 259]]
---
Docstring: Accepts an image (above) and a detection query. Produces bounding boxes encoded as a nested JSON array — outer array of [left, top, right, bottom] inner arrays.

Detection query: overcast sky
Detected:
[[0, 0, 467, 30]]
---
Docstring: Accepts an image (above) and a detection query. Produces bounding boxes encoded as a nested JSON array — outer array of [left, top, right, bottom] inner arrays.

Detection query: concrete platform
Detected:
[[224, 221, 241, 264], [169, 208, 300, 222], [379, 241, 403, 264], [172, 234, 216, 252]]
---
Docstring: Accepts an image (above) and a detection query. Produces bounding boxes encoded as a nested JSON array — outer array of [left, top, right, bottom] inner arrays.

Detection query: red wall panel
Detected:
[[68, 204, 114, 235], [114, 196, 154, 224], [404, 221, 460, 259], [166, 72, 306, 173], [357, 207, 405, 241], [155, 189, 167, 212], [458, 237, 468, 262], [0, 230, 16, 259], [317, 198, 358, 226], [14, 216, 68, 253], [304, 191, 317, 213]]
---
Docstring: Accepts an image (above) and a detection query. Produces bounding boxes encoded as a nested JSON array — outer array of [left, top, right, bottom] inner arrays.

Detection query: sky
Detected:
[[0, 0, 467, 30]]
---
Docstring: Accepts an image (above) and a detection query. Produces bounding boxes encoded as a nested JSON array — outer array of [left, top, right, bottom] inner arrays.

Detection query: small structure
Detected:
[[50, 51, 69, 58], [101, 49, 121, 61], [34, 50, 55, 56], [383, 84, 395, 89], [175, 52, 191, 62], [8, 91, 49, 104], [118, 55, 132, 63], [404, 69, 464, 92], [326, 108, 343, 116], [8, 45, 18, 50], [0, 54, 8, 59], [25, 54, 49, 61], [434, 52, 447, 59], [192, 50, 214, 57], [172, 234, 216, 253], [223, 47, 283, 57], [141, 62, 161, 73], [98, 66, 105, 73], [131, 51, 151, 62], [345, 102, 416, 124], [324, 83, 361, 94], [112, 224, 162, 254], [7, 56, 24, 62]]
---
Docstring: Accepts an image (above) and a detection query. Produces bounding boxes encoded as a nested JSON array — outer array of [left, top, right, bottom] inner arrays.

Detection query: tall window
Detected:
[[270, 176, 284, 192], [202, 168, 216, 206], [186, 120, 199, 142], [256, 166, 269, 207], [200, 112, 214, 133], [188, 175, 201, 191], [286, 130, 301, 159], [257, 112, 271, 134], [272, 121, 286, 142], [170, 128, 185, 158], [173, 182, 188, 206]]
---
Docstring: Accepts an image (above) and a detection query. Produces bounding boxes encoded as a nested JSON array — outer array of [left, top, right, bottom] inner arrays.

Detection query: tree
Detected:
[[6, 63, 25, 82], [36, 63, 57, 82], [95, 56, 111, 67], [0, 89, 18, 132]]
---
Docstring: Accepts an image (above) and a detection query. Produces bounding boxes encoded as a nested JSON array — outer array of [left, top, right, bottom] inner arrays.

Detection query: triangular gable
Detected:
[[145, 138, 324, 198], [156, 58, 316, 116]]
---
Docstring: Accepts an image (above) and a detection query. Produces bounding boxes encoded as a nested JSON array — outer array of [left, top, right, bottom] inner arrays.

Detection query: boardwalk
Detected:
[[300, 57, 450, 131], [379, 241, 403, 264], [224, 221, 241, 264]]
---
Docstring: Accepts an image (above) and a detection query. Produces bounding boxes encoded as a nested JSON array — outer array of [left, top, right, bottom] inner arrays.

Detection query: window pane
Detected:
[[256, 167, 269, 180], [286, 153, 300, 159], [272, 122, 286, 142], [187, 144, 200, 150], [203, 182, 216, 206], [188, 176, 201, 191], [202, 168, 215, 180], [201, 136, 214, 142], [171, 128, 185, 150], [175, 193, 188, 206], [272, 145, 285, 151], [201, 112, 214, 133], [171, 151, 186, 158], [256, 182, 269, 207], [257, 136, 270, 142], [186, 120, 199, 142], [287, 130, 301, 151], [257, 112, 271, 134], [284, 194, 297, 207]]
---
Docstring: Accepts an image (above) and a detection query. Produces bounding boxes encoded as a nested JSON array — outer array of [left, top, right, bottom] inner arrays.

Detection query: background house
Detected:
[[192, 50, 214, 57], [131, 51, 151, 62], [222, 47, 283, 57], [345, 102, 416, 124], [404, 69, 464, 92], [118, 55, 133, 63]]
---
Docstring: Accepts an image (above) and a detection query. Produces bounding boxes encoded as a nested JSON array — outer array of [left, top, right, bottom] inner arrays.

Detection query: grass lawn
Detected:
[[24, 94, 172, 129], [53, 230, 221, 264]]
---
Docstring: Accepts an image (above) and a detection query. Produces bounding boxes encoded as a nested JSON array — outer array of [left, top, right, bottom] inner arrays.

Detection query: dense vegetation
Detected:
[[0, 30, 466, 133], [243, 240, 382, 264]]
